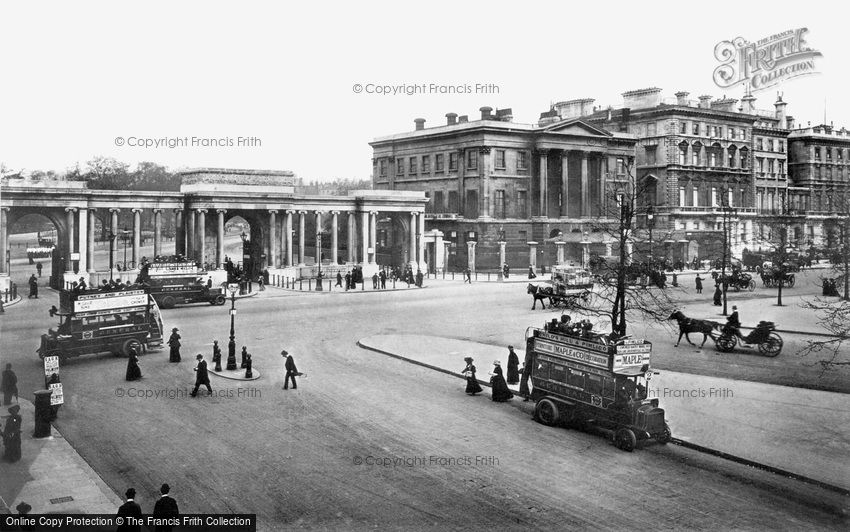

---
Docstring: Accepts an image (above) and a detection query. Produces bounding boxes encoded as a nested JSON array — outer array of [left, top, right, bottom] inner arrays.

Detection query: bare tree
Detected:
[[569, 161, 679, 337]]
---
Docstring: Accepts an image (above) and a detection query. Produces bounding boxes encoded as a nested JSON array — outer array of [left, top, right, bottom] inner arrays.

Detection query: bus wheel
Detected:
[[212, 294, 226, 305], [122, 339, 142, 357], [656, 423, 672, 444], [535, 399, 560, 427], [614, 428, 637, 452], [161, 296, 176, 309]]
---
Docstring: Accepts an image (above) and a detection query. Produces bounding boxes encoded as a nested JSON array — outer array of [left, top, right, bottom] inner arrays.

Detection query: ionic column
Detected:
[[110, 209, 119, 271], [581, 153, 590, 217], [153, 209, 162, 258], [348, 212, 357, 262], [409, 212, 417, 264], [195, 209, 206, 266], [174, 209, 184, 256], [417, 210, 425, 267], [527, 241, 538, 269], [360, 211, 369, 264], [269, 210, 278, 268], [314, 211, 323, 267], [298, 211, 306, 265], [561, 151, 570, 217], [369, 211, 378, 264], [498, 241, 506, 269], [538, 150, 548, 217], [77, 208, 88, 274], [331, 211, 339, 264], [216, 210, 226, 269], [65, 208, 76, 272], [132, 208, 142, 267], [467, 241, 477, 272], [186, 209, 196, 259], [0, 208, 8, 274], [285, 210, 293, 267], [87, 210, 99, 273], [443, 242, 451, 273]]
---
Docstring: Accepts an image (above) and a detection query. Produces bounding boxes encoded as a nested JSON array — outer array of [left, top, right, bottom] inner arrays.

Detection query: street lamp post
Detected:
[[720, 190, 738, 316], [108, 231, 115, 281], [226, 284, 238, 370], [121, 228, 130, 271], [647, 205, 655, 265]]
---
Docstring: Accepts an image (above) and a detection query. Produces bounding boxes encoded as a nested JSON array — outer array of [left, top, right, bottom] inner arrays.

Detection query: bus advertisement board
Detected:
[[73, 291, 148, 314]]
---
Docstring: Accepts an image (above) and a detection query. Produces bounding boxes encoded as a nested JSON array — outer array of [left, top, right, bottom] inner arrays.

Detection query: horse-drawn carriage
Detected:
[[760, 265, 796, 288], [527, 265, 593, 310], [668, 311, 783, 356]]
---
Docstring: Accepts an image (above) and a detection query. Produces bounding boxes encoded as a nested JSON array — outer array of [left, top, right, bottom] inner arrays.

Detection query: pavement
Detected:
[[358, 333, 850, 492], [0, 399, 122, 515]]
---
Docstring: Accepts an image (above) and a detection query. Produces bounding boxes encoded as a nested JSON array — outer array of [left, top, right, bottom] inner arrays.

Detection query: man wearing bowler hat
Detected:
[[281, 350, 299, 390], [190, 354, 212, 397]]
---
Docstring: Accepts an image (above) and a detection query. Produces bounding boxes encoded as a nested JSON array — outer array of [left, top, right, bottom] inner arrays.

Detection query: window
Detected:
[[728, 128, 735, 139], [409, 156, 418, 174], [495, 149, 506, 169], [517, 151, 528, 172], [692, 188, 699, 206], [739, 129, 746, 140], [422, 155, 431, 173], [768, 159, 775, 175], [550, 364, 566, 383], [826, 148, 832, 160], [693, 221, 700, 230], [757, 158, 764, 173], [568, 368, 584, 388], [449, 153, 458, 171], [645, 146, 657, 165], [433, 190, 444, 213], [435, 153, 445, 172], [692, 151, 699, 166], [379, 159, 387, 177], [586, 374, 603, 395], [756, 138, 763, 151], [679, 187, 686, 206], [709, 150, 718, 167], [678, 146, 687, 165], [779, 140, 785, 153], [693, 123, 700, 135], [728, 149, 735, 167], [815, 147, 821, 159], [495, 189, 505, 218], [616, 158, 625, 175], [767, 139, 774, 152], [396, 158, 404, 176], [712, 187, 718, 207], [680, 122, 687, 134], [838, 149, 844, 162], [740, 149, 748, 169], [448, 190, 459, 212], [423, 191, 431, 212], [517, 190, 527, 218], [466, 150, 478, 170], [465, 189, 479, 218]]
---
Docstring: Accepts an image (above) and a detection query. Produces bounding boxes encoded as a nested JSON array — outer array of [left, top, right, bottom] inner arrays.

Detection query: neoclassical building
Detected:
[[0, 168, 428, 291], [370, 107, 637, 270]]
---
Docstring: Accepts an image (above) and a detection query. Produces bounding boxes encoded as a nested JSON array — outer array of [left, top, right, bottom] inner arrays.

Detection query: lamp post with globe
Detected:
[[226, 283, 239, 370]]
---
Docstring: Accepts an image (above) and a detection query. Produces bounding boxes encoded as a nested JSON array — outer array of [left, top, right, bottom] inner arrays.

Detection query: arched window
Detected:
[[692, 142, 702, 166], [727, 146, 737, 168], [678, 142, 688, 165], [739, 147, 749, 169]]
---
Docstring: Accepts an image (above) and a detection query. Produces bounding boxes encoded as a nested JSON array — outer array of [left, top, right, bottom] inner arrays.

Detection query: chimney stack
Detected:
[[741, 93, 757, 114], [414, 118, 426, 131], [479, 106, 493, 120], [458, 115, 469, 123], [495, 108, 513, 122], [774, 94, 788, 129], [675, 91, 690, 106], [445, 112, 458, 126], [698, 95, 713, 109], [786, 115, 795, 129]]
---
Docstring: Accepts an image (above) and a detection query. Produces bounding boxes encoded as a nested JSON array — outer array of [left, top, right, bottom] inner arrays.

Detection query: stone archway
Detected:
[[6, 209, 68, 290]]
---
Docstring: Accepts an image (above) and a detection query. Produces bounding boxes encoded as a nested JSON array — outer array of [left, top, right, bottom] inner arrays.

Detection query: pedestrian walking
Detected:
[[167, 328, 181, 363], [528, 266, 537, 279], [519, 348, 534, 400], [503, 263, 510, 279], [212, 341, 222, 372], [257, 274, 265, 291], [125, 349, 142, 381], [695, 274, 703, 294], [152, 483, 179, 532], [36, 261, 43, 277], [379, 269, 387, 289], [489, 361, 513, 402], [2, 404, 22, 462], [506, 346, 520, 385], [462, 357, 483, 396], [116, 488, 142, 532], [1, 363, 18, 405], [415, 269, 424, 288], [372, 272, 379, 289], [28, 274, 38, 299], [240, 346, 249, 369], [713, 283, 722, 306], [465, 267, 472, 284], [345, 271, 352, 291], [281, 350, 299, 390], [336, 272, 343, 287], [190, 354, 212, 397]]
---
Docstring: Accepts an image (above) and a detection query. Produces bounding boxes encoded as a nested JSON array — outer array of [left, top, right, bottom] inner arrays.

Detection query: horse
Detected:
[[668, 310, 723, 347], [527, 283, 554, 310]]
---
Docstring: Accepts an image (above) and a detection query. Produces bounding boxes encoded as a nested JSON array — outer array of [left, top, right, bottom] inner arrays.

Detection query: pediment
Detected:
[[541, 118, 612, 137]]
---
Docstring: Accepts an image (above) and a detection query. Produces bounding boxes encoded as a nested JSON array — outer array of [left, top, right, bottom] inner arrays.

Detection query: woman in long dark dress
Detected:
[[490, 361, 513, 402], [462, 357, 483, 396], [506, 346, 520, 385], [713, 283, 722, 306], [125, 350, 142, 381]]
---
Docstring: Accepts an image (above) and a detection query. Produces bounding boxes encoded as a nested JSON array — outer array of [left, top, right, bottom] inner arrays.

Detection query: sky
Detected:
[[1, 0, 847, 182]]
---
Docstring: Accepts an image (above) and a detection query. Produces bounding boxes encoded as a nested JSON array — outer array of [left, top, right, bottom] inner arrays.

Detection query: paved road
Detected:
[[1, 281, 848, 529]]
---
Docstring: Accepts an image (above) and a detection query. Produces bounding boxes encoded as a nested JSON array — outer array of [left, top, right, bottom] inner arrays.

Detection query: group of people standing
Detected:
[[462, 346, 520, 402], [116, 484, 179, 532]]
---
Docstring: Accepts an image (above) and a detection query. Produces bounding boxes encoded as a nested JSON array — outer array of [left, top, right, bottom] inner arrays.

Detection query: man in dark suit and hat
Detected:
[[167, 328, 181, 363], [116, 488, 142, 532], [152, 483, 179, 532], [282, 350, 298, 390], [2, 404, 22, 462], [190, 354, 212, 397], [1, 363, 18, 405]]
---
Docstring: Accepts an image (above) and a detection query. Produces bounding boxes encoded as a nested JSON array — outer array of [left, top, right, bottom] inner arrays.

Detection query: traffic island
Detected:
[[208, 367, 261, 381]]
